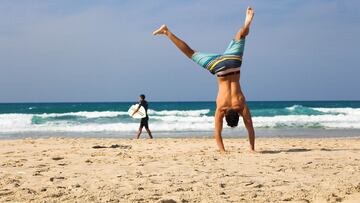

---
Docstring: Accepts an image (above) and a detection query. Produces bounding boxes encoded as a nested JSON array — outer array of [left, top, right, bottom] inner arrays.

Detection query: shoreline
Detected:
[[0, 127, 360, 140], [1, 132, 360, 140], [1, 135, 360, 139], [1, 137, 359, 202]]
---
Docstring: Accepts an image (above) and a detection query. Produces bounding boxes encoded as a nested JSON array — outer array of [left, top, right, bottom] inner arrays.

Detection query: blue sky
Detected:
[[0, 0, 359, 102]]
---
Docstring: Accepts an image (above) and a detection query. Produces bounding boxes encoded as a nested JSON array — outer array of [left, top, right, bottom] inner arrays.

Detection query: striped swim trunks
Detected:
[[191, 38, 245, 75]]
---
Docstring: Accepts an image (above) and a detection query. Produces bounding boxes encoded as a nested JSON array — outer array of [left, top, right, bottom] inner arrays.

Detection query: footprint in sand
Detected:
[[3, 151, 14, 155], [0, 189, 14, 196], [158, 199, 177, 203], [50, 176, 65, 182], [33, 168, 49, 176], [244, 181, 254, 186], [21, 188, 37, 195], [52, 157, 64, 161], [1, 159, 27, 167], [49, 192, 65, 198], [252, 183, 263, 188]]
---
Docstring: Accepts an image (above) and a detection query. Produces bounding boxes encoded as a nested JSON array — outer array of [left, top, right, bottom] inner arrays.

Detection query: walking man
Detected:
[[132, 94, 153, 139]]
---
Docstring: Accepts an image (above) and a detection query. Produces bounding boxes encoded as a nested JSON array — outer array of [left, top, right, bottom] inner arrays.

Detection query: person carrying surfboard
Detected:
[[132, 94, 153, 139], [153, 6, 255, 152]]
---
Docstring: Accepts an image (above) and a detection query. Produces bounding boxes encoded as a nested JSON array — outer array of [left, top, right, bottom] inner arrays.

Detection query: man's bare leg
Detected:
[[235, 6, 255, 40], [145, 127, 153, 139], [136, 127, 142, 139], [153, 25, 195, 58], [240, 104, 255, 151]]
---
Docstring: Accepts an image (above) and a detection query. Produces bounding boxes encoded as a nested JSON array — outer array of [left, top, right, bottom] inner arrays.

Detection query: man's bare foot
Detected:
[[244, 6, 255, 26], [152, 25, 169, 35]]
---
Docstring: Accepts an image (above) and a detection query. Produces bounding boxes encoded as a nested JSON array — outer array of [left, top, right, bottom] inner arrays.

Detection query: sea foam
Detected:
[[1, 107, 360, 134]]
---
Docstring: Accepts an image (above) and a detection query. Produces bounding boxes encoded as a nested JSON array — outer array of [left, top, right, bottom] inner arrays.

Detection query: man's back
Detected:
[[139, 100, 149, 117], [216, 73, 245, 111]]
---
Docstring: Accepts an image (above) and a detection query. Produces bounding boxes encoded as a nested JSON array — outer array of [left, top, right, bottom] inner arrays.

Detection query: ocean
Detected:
[[1, 101, 360, 139]]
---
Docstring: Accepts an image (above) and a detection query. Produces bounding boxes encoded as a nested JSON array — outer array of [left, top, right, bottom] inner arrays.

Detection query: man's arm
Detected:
[[131, 105, 141, 116], [214, 109, 226, 152], [240, 104, 255, 151]]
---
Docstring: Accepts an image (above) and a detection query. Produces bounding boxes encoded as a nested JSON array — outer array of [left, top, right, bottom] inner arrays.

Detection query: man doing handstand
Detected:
[[153, 7, 255, 152]]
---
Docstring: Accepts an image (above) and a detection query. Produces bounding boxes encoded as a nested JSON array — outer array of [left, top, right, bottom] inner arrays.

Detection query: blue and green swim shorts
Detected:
[[191, 38, 245, 75]]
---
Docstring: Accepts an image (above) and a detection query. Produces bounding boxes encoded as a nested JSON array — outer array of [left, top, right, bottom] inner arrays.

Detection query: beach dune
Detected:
[[0, 137, 359, 202]]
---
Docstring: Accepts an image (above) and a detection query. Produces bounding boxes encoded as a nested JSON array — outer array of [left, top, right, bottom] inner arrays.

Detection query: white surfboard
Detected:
[[128, 104, 147, 118]]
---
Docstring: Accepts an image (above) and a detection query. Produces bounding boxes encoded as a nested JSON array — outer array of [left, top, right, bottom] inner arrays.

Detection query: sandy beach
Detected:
[[0, 137, 359, 203]]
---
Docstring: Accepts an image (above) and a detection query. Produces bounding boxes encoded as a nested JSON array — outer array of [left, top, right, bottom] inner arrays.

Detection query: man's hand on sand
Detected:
[[249, 150, 258, 154]]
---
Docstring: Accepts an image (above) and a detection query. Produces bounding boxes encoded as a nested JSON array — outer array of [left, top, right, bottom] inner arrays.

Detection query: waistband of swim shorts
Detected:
[[216, 67, 240, 77]]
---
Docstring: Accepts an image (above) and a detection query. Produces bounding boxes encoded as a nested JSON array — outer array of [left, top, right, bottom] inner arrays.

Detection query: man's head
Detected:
[[139, 94, 145, 101], [225, 108, 239, 127]]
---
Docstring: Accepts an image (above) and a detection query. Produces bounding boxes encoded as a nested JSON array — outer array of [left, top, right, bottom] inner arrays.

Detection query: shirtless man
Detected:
[[153, 6, 255, 152]]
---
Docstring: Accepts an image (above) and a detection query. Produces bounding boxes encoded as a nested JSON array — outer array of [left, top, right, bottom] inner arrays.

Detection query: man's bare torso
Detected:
[[216, 72, 245, 114]]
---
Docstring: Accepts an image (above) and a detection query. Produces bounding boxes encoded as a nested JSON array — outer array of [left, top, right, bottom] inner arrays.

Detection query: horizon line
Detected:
[[1, 100, 360, 104]]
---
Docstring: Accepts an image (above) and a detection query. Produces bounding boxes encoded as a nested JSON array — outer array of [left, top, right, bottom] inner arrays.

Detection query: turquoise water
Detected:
[[1, 101, 360, 138]]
